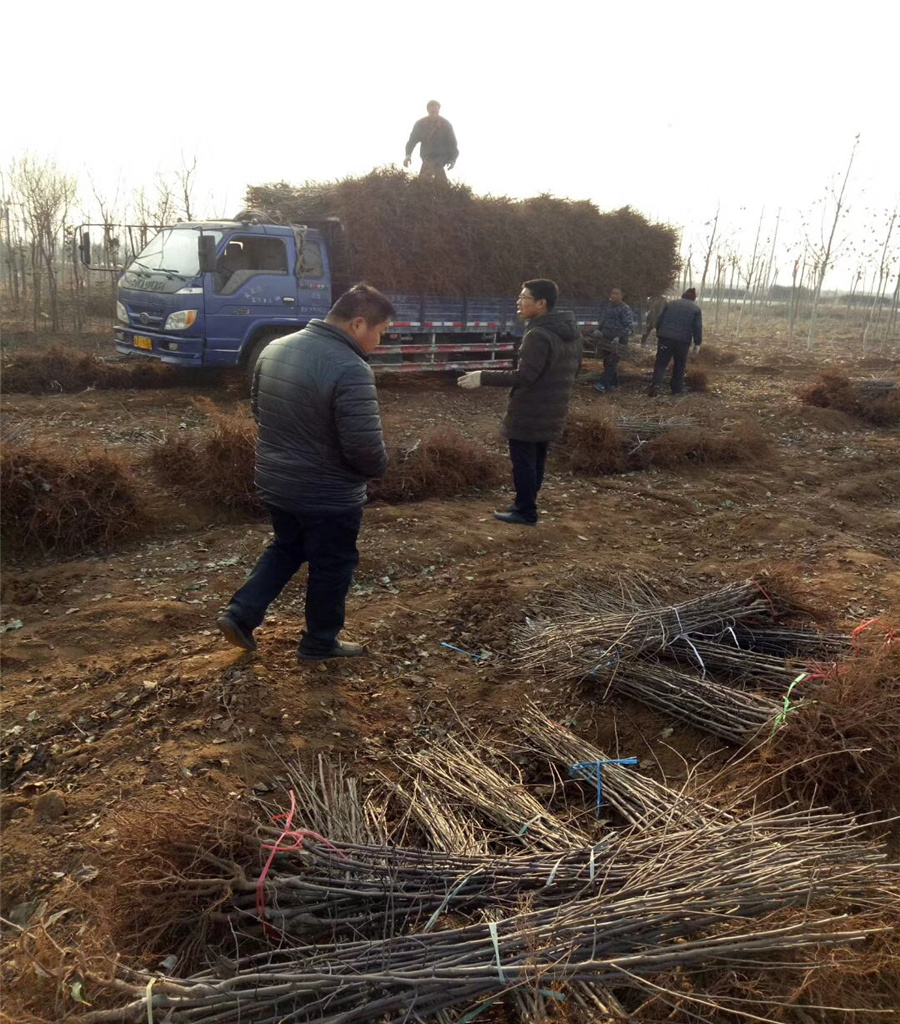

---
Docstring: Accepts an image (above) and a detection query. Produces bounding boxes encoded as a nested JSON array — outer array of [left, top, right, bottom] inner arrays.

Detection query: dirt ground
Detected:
[[1, 328, 898, 1020]]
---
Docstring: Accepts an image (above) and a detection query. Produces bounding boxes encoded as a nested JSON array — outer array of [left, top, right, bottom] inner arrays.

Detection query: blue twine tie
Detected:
[[440, 642, 486, 660], [569, 758, 639, 814]]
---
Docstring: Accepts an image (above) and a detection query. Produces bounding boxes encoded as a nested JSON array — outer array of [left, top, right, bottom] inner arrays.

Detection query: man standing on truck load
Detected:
[[592, 287, 634, 393], [216, 284, 395, 661], [648, 287, 702, 397], [457, 279, 581, 526], [403, 100, 459, 182]]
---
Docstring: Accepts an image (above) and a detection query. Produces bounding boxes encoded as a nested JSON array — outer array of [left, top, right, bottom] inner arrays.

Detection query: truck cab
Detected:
[[113, 221, 329, 370], [85, 216, 519, 373]]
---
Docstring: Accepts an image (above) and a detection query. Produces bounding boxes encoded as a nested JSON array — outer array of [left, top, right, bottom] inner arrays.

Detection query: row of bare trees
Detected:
[[3, 147, 898, 349], [1, 154, 206, 335], [679, 137, 899, 352]]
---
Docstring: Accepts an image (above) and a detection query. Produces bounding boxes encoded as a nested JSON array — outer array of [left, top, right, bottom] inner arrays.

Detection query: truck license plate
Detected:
[[134, 335, 153, 350]]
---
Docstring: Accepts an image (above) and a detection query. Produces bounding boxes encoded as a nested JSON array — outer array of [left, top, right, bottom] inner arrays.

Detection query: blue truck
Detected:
[[79, 217, 612, 376]]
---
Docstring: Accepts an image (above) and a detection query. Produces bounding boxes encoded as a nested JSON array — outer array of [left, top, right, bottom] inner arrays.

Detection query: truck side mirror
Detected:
[[79, 231, 91, 267], [198, 234, 217, 274]]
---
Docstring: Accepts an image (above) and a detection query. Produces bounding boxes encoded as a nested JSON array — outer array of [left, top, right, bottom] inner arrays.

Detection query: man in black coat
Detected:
[[457, 279, 582, 526], [217, 284, 395, 661], [648, 288, 703, 397], [403, 100, 459, 182]]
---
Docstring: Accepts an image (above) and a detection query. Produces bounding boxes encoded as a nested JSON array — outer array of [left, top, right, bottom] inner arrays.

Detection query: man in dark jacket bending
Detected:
[[648, 288, 702, 397], [457, 279, 581, 526], [217, 284, 394, 661]]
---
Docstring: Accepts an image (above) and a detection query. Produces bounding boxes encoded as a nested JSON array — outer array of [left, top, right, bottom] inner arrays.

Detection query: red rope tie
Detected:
[[254, 790, 347, 941], [851, 617, 896, 651], [752, 581, 778, 620]]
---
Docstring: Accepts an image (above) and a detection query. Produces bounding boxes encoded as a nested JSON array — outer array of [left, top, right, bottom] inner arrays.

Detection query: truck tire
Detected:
[[244, 328, 294, 386]]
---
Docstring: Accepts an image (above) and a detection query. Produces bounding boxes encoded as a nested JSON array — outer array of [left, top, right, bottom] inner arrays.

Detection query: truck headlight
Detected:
[[116, 301, 128, 323], [164, 309, 198, 331]]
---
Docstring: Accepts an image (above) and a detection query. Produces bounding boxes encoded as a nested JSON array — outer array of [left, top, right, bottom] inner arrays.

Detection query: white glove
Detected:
[[457, 370, 482, 389]]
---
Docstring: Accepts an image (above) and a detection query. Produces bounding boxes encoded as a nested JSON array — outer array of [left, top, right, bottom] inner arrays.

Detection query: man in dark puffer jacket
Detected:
[[217, 284, 394, 661], [648, 288, 703, 396], [458, 279, 581, 525]]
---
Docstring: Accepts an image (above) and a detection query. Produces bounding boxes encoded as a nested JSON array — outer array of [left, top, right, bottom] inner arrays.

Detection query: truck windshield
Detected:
[[130, 229, 221, 276]]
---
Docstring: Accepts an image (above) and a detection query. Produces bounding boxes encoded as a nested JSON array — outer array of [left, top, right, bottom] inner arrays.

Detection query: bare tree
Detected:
[[697, 207, 719, 302], [805, 135, 859, 350], [883, 270, 900, 346], [679, 240, 693, 294], [735, 209, 765, 338], [713, 252, 725, 330], [0, 169, 24, 308], [9, 154, 78, 332], [758, 208, 780, 313], [176, 155, 198, 221], [862, 202, 898, 353]]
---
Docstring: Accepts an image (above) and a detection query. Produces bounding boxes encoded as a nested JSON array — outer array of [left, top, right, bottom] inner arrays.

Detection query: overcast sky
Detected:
[[4, 0, 898, 287]]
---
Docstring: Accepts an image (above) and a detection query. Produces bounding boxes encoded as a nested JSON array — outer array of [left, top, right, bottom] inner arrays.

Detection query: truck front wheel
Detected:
[[244, 328, 295, 386]]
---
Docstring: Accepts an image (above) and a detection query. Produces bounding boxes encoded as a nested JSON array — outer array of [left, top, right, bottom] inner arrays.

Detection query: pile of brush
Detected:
[[0, 344, 209, 394], [145, 410, 504, 510], [560, 409, 771, 476], [145, 399, 263, 515], [0, 439, 147, 560], [369, 430, 506, 503], [799, 372, 899, 426], [245, 169, 679, 301]]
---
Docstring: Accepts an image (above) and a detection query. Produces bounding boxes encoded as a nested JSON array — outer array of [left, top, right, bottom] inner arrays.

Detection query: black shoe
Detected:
[[217, 613, 257, 652], [297, 640, 367, 662], [493, 511, 537, 527], [647, 385, 660, 397]]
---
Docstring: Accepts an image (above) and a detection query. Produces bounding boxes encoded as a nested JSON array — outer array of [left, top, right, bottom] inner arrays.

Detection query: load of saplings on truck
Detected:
[[244, 168, 680, 302]]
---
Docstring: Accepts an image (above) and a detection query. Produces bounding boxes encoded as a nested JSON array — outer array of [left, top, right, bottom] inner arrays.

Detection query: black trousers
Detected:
[[651, 338, 692, 393], [509, 439, 549, 522], [228, 504, 362, 653], [598, 334, 630, 387]]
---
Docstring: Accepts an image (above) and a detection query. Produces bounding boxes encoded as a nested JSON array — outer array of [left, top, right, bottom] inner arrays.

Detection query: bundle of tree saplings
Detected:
[[78, 803, 897, 1024], [514, 578, 852, 746]]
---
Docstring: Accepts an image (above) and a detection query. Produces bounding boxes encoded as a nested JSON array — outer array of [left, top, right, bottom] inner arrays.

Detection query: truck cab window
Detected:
[[298, 240, 323, 278], [215, 236, 288, 295]]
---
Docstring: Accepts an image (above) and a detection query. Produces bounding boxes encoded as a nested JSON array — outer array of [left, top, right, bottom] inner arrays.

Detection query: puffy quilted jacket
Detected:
[[251, 320, 388, 515], [655, 298, 703, 345], [480, 311, 582, 442]]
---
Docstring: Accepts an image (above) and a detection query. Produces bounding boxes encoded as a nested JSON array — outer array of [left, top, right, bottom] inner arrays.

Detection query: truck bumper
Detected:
[[114, 327, 204, 367]]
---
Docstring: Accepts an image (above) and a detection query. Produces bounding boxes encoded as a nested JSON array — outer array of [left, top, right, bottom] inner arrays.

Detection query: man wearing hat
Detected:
[[648, 288, 703, 397]]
